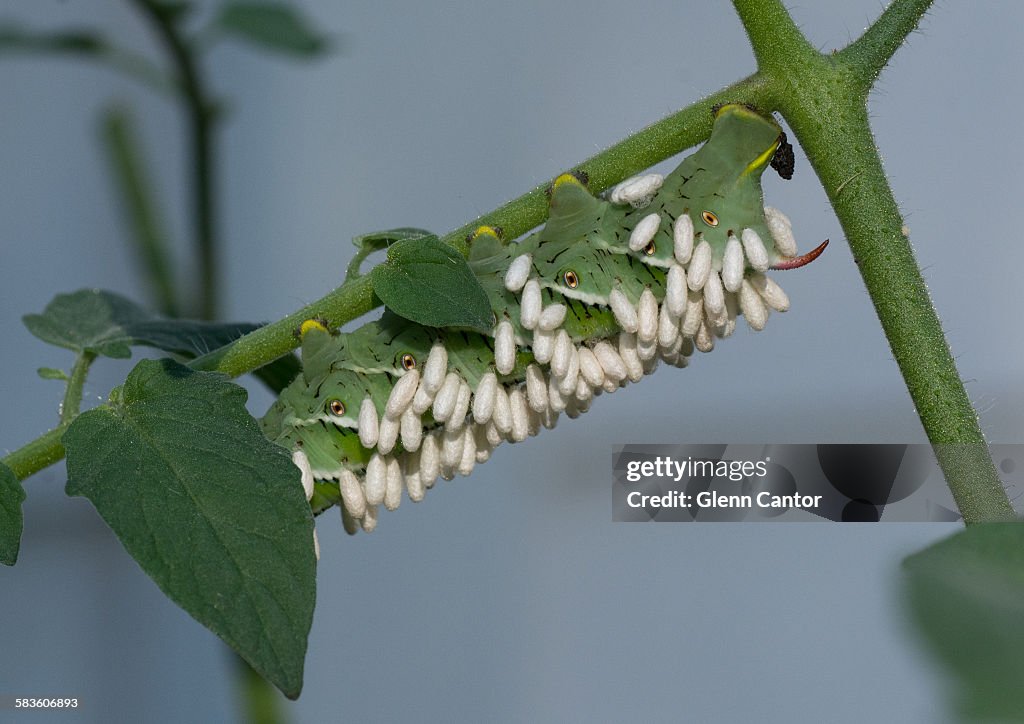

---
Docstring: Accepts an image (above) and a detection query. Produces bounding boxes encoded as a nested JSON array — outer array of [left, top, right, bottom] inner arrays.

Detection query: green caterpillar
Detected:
[[260, 103, 828, 535]]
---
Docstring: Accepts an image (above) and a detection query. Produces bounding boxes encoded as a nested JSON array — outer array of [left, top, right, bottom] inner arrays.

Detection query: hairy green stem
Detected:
[[345, 243, 382, 282], [734, 0, 1012, 523], [2, 428, 66, 482], [132, 0, 219, 320], [839, 0, 934, 89], [60, 352, 96, 425], [791, 103, 1012, 523], [191, 275, 377, 377], [731, 0, 812, 71], [2, 353, 95, 481]]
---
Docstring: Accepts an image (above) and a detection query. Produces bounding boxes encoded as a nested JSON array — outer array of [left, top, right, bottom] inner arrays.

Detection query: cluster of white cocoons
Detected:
[[325, 190, 802, 535], [611, 175, 797, 346], [335, 326, 627, 534]]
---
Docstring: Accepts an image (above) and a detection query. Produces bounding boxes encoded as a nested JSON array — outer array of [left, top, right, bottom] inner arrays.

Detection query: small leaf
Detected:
[[352, 227, 434, 252], [37, 367, 69, 381], [64, 359, 315, 698], [215, 2, 327, 56], [370, 236, 496, 332], [903, 522, 1024, 720], [0, 463, 26, 566], [24, 289, 148, 357], [23, 289, 261, 359], [347, 227, 433, 281]]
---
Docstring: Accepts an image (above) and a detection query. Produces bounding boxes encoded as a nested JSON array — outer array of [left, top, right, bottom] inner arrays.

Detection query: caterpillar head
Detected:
[[669, 104, 784, 262], [603, 104, 825, 283]]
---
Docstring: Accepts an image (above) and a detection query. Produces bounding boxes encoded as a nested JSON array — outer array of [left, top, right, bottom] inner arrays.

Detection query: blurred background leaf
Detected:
[[903, 522, 1024, 721], [213, 2, 328, 57], [0, 24, 107, 55]]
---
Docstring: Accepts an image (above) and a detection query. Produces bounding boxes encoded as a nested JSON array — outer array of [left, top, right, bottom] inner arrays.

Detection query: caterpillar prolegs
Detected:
[[260, 103, 828, 536]]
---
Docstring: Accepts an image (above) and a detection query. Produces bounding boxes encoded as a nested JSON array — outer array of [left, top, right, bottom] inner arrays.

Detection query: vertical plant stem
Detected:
[[730, 0, 812, 70], [60, 352, 96, 425], [102, 106, 179, 316], [732, 0, 1013, 523], [787, 104, 1014, 523], [233, 652, 287, 724], [131, 0, 219, 320], [3, 353, 95, 481]]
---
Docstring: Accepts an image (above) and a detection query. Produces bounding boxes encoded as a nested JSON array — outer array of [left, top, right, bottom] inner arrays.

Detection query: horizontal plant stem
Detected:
[[190, 275, 378, 377], [4, 77, 773, 484], [197, 75, 773, 376], [447, 76, 772, 255]]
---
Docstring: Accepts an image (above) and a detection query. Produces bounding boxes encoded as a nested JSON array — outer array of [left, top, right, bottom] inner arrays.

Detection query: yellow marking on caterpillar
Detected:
[[553, 173, 585, 190], [743, 140, 780, 178], [714, 102, 750, 119], [299, 319, 330, 338], [471, 225, 502, 240]]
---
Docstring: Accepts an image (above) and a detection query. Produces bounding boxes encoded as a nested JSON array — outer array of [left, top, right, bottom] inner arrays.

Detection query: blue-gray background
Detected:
[[2, 1, 1021, 722]]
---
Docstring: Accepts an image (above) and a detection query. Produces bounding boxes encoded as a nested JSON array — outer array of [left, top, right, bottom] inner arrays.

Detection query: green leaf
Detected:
[[903, 522, 1024, 720], [124, 318, 261, 358], [63, 359, 315, 698], [352, 227, 435, 252], [23, 289, 260, 359], [370, 235, 496, 332], [215, 2, 327, 57], [347, 227, 434, 281], [0, 463, 26, 566], [37, 367, 69, 381]]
